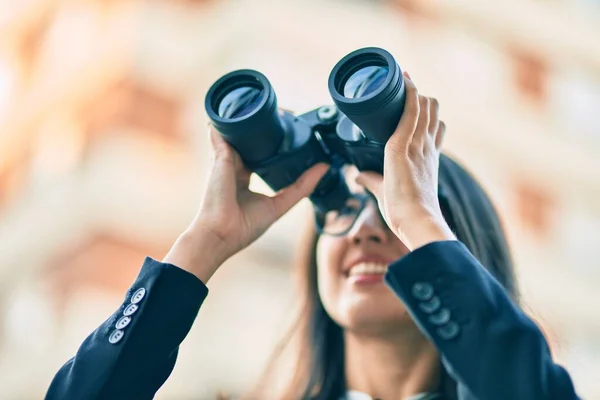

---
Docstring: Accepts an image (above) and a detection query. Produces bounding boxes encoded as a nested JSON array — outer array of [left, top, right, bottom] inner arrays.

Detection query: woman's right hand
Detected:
[[164, 124, 328, 282]]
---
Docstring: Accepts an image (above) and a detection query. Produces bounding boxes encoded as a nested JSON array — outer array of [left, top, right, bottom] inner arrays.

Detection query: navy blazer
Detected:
[[45, 241, 580, 400]]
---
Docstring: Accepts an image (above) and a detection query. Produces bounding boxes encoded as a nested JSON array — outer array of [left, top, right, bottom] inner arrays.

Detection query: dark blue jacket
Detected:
[[45, 241, 580, 400]]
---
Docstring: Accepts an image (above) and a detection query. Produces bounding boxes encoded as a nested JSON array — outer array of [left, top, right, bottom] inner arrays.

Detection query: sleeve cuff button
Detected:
[[109, 329, 125, 344], [123, 304, 139, 316], [428, 308, 451, 325], [412, 282, 434, 301], [437, 321, 460, 340], [419, 296, 441, 313], [115, 316, 131, 329], [131, 288, 146, 304]]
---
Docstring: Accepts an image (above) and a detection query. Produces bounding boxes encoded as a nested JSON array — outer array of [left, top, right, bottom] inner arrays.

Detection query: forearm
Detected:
[[46, 258, 208, 400], [163, 228, 230, 284], [384, 241, 579, 400], [395, 210, 457, 252]]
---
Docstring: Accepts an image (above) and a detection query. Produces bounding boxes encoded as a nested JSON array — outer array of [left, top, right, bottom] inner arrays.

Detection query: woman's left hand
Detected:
[[355, 72, 456, 250]]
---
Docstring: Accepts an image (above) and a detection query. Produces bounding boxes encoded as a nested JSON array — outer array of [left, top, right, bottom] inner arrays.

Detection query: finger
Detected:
[[428, 97, 440, 136], [435, 120, 446, 150], [355, 172, 384, 201], [279, 107, 295, 115], [209, 125, 248, 175], [387, 74, 419, 152], [209, 125, 234, 162], [208, 125, 252, 187], [270, 163, 329, 218], [412, 95, 430, 150]]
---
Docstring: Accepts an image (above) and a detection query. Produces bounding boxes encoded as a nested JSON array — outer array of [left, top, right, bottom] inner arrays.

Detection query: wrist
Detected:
[[163, 228, 231, 283], [393, 209, 456, 251]]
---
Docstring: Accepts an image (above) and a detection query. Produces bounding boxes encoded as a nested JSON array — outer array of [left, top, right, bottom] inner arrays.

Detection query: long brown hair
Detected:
[[248, 154, 520, 400]]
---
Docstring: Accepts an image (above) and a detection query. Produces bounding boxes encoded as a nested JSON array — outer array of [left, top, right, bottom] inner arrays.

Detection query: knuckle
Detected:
[[214, 146, 229, 159], [408, 101, 419, 114], [407, 143, 421, 158], [216, 149, 236, 166], [384, 141, 396, 155], [424, 136, 435, 151], [386, 135, 406, 150], [385, 142, 404, 158], [406, 85, 419, 100]]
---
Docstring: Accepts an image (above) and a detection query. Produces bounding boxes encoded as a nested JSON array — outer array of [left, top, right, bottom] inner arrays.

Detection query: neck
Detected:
[[344, 326, 440, 400]]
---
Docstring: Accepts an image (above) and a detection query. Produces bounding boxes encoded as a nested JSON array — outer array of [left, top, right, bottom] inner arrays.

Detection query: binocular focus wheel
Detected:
[[317, 106, 339, 122]]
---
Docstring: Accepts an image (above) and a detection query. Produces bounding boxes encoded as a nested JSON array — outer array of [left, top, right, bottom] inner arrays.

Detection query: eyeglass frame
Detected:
[[313, 186, 453, 237]]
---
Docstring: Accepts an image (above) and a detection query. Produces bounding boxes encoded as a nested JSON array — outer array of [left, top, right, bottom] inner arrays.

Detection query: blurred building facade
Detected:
[[0, 0, 599, 398]]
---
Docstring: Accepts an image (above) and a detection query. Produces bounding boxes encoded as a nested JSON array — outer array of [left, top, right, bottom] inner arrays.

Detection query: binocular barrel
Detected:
[[329, 47, 406, 144], [204, 47, 406, 212], [205, 70, 284, 164]]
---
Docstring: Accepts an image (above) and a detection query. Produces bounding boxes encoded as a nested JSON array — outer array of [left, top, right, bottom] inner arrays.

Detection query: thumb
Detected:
[[270, 163, 330, 218], [355, 172, 384, 199]]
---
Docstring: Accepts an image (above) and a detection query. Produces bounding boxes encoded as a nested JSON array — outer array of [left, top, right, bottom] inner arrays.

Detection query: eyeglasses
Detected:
[[314, 192, 379, 237], [314, 187, 453, 237]]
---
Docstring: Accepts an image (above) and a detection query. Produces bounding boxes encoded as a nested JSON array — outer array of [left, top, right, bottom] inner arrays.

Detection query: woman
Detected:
[[45, 73, 580, 400]]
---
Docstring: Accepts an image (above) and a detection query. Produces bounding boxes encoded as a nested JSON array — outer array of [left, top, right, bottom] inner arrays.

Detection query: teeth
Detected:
[[348, 262, 388, 276]]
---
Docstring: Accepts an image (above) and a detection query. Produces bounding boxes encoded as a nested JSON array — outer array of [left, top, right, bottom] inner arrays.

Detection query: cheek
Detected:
[[315, 237, 413, 330], [316, 237, 345, 317]]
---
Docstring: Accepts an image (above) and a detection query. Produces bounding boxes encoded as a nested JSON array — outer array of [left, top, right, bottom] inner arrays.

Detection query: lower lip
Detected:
[[348, 274, 385, 284]]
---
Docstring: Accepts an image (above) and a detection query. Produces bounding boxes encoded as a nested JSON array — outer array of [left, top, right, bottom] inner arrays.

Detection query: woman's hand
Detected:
[[164, 124, 328, 282], [355, 72, 456, 250]]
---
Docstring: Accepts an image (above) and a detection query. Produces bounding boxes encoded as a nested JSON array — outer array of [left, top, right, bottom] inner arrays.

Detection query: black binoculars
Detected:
[[205, 47, 406, 213]]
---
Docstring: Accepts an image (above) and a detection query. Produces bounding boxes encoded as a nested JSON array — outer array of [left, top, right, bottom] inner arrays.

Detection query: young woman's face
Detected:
[[316, 168, 413, 334]]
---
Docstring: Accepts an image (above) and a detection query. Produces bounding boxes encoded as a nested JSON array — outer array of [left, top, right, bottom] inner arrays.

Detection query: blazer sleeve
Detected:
[[45, 257, 209, 400], [383, 240, 580, 400]]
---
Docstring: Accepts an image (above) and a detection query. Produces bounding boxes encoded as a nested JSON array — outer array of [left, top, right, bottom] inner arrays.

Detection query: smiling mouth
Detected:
[[348, 262, 389, 276], [347, 262, 388, 284]]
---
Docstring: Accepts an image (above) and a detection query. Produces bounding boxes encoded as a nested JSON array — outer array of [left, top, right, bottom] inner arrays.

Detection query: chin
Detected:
[[337, 297, 413, 333]]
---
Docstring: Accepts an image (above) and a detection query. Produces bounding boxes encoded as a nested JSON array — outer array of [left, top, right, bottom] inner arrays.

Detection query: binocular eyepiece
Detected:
[[205, 47, 406, 213]]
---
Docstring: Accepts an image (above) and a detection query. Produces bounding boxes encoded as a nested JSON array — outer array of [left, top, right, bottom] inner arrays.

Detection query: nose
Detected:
[[346, 200, 388, 244]]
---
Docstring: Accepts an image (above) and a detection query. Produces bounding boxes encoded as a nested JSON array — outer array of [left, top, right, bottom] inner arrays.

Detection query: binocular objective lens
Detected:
[[217, 86, 264, 119], [343, 65, 389, 99]]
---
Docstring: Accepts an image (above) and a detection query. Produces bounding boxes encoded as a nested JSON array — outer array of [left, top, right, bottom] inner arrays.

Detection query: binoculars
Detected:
[[205, 47, 406, 212]]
